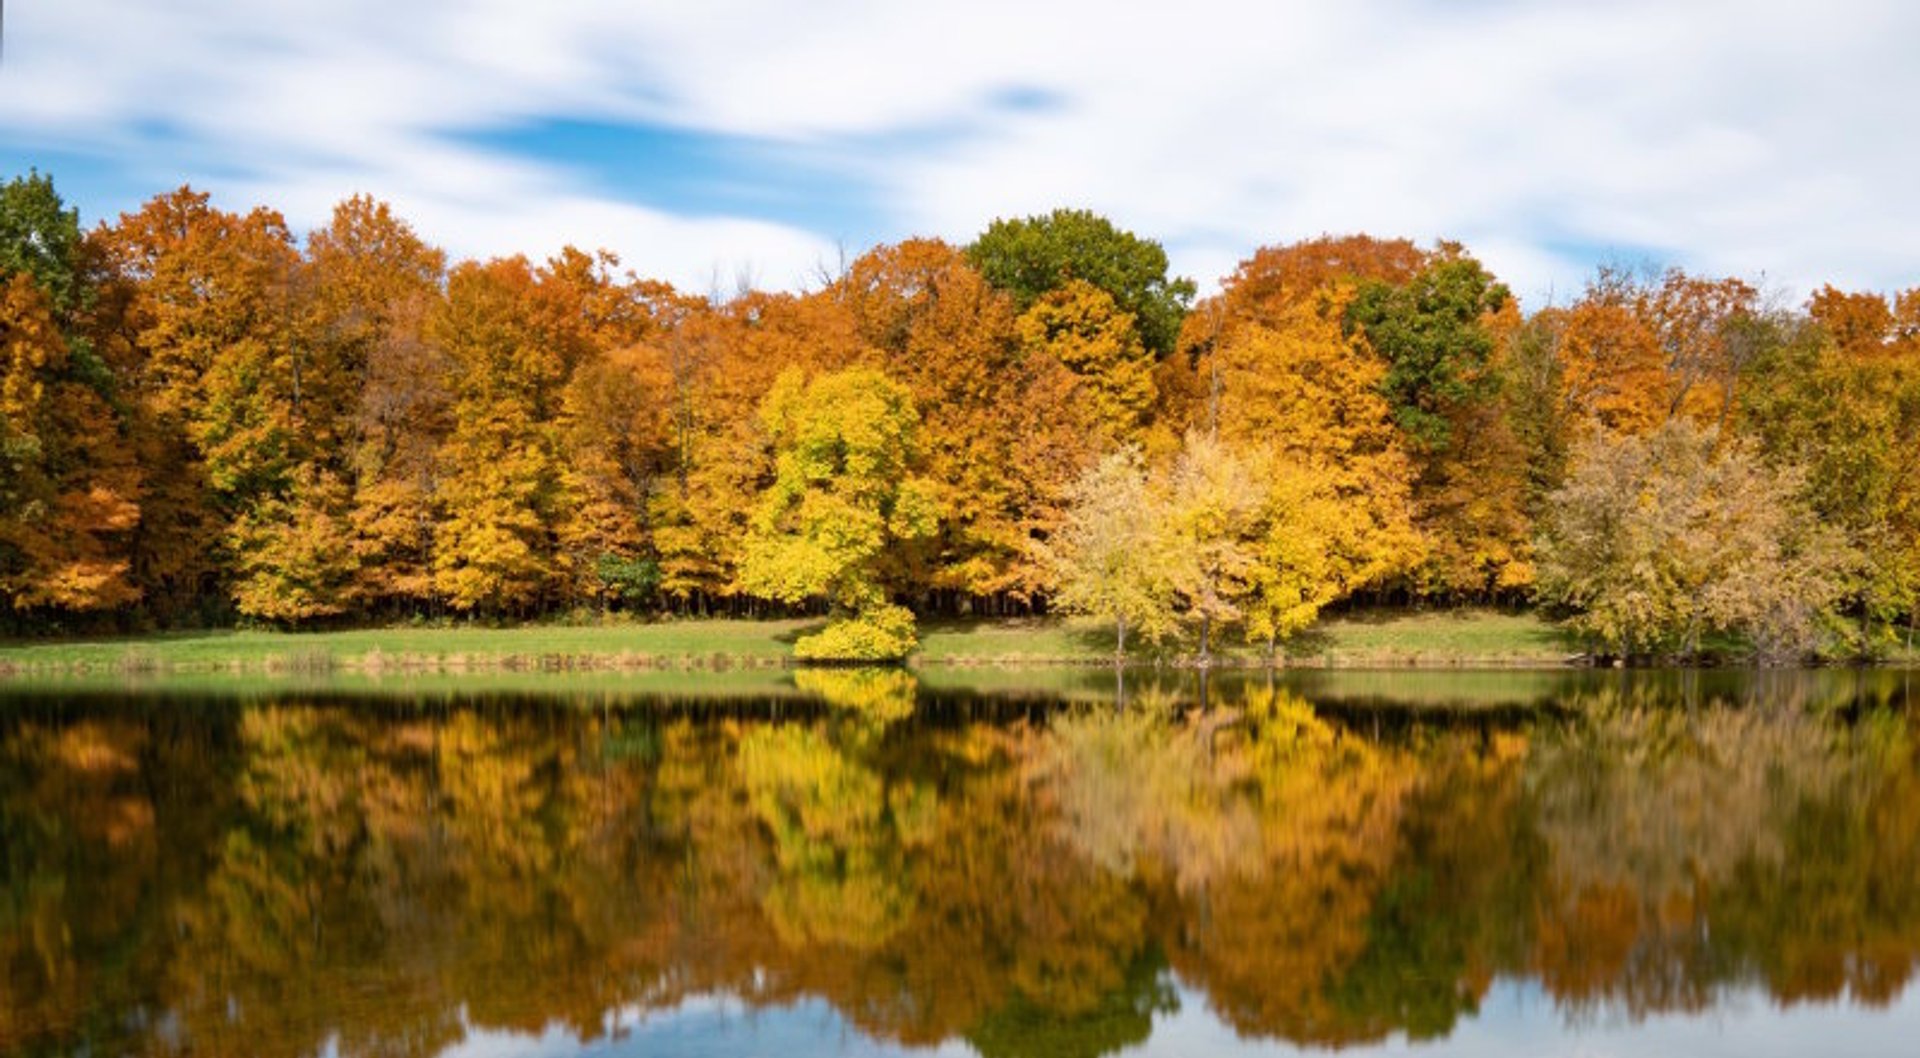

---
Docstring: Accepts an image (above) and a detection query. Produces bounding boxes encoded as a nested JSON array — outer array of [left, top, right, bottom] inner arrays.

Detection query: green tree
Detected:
[[741, 367, 938, 660], [0, 172, 84, 314], [967, 208, 1196, 357], [1345, 248, 1510, 454]]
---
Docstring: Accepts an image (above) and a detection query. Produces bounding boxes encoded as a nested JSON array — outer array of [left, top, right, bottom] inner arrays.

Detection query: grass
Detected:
[[0, 608, 1585, 678], [0, 620, 813, 676], [1284, 608, 1583, 667]]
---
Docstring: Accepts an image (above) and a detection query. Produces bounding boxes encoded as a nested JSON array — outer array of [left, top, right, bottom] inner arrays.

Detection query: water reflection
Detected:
[[1, 669, 1916, 1056]]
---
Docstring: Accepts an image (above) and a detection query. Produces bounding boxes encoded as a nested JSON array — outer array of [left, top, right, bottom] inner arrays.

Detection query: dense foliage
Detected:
[[1, 171, 1916, 660]]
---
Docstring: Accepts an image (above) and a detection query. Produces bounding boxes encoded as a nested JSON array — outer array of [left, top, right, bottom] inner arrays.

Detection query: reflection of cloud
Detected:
[[3, 4, 1918, 302]]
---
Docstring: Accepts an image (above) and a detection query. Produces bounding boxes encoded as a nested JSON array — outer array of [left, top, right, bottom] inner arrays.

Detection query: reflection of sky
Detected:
[[416, 979, 1920, 1057]]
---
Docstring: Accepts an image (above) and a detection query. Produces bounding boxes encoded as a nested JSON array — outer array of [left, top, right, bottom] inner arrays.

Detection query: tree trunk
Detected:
[[1198, 614, 1212, 667], [1115, 614, 1127, 663]]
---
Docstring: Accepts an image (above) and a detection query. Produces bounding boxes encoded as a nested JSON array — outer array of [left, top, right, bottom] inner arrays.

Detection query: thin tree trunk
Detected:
[[1115, 613, 1127, 663]]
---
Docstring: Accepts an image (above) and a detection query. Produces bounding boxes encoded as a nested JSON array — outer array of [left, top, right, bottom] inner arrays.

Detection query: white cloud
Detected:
[[1, 0, 1916, 302]]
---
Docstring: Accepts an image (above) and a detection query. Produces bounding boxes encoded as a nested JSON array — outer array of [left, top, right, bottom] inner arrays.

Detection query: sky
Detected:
[[1, 0, 1915, 306]]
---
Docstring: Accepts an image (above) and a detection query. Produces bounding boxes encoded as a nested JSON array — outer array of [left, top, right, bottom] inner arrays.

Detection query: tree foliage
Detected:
[[967, 207, 1196, 357], [1536, 420, 1855, 660], [1, 168, 1916, 658], [1046, 448, 1176, 656], [741, 367, 938, 660]]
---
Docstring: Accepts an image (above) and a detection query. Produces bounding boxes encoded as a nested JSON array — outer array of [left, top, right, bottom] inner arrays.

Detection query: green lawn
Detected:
[[0, 608, 1585, 677], [0, 620, 814, 675], [1284, 608, 1584, 666]]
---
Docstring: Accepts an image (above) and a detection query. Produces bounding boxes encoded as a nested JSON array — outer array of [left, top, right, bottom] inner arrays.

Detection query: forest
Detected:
[[1, 170, 1917, 661]]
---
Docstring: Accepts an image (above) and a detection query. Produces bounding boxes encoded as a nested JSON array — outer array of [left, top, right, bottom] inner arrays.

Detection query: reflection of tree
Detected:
[[1526, 693, 1920, 1014], [739, 724, 913, 949], [966, 948, 1176, 1058], [0, 718, 170, 1056], [792, 666, 918, 724], [1326, 730, 1538, 1042], [1043, 689, 1443, 1046], [5, 682, 1920, 1057]]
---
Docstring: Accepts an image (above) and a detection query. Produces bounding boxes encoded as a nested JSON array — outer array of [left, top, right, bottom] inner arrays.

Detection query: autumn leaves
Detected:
[[1, 175, 1917, 661]]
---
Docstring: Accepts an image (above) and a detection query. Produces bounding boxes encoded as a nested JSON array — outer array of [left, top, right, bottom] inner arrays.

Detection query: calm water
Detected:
[[3, 667, 1918, 1057]]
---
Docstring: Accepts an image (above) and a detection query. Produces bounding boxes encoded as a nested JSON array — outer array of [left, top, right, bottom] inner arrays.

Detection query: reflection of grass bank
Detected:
[[918, 609, 1580, 668], [1, 609, 1583, 678]]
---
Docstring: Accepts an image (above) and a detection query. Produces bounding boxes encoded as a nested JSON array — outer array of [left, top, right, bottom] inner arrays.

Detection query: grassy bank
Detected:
[[0, 608, 1585, 677]]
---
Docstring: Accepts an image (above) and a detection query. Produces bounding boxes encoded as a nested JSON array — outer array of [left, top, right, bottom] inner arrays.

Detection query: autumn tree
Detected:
[[429, 257, 579, 614], [1159, 431, 1263, 663], [650, 288, 874, 611], [0, 274, 142, 614], [1046, 448, 1176, 658], [1015, 279, 1157, 448], [1743, 286, 1920, 650], [1202, 297, 1423, 646], [1558, 269, 1672, 435], [1536, 420, 1855, 661], [1641, 269, 1759, 424], [0, 175, 143, 618], [839, 240, 1091, 606], [741, 367, 938, 660]]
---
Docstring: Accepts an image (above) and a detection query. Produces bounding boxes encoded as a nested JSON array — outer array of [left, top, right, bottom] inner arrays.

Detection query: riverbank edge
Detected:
[[0, 611, 1908, 678]]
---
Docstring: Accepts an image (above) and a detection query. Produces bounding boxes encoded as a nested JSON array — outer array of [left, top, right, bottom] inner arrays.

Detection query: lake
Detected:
[[2, 667, 1917, 1056]]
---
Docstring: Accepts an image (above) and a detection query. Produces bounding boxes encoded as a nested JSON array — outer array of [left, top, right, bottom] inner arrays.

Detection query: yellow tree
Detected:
[[1158, 431, 1263, 663], [429, 258, 576, 614], [650, 289, 870, 611], [740, 367, 938, 661], [1016, 279, 1157, 449], [1744, 285, 1920, 649], [1205, 298, 1423, 647], [1045, 448, 1177, 658], [226, 465, 358, 621]]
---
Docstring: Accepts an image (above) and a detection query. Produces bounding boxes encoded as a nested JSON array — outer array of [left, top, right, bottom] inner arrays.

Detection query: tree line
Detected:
[[1, 171, 1916, 659]]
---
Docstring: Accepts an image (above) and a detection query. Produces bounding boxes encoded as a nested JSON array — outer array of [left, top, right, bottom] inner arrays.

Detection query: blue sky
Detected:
[[2, 1, 1916, 303]]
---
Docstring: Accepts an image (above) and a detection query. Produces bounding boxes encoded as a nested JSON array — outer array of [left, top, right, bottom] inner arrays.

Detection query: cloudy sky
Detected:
[[1, 1, 1913, 304]]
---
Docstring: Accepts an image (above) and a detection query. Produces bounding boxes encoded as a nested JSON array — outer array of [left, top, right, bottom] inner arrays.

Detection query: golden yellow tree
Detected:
[[741, 367, 938, 660]]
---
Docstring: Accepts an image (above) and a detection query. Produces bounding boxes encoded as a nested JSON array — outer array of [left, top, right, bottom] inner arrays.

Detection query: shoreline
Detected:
[[0, 610, 1908, 679]]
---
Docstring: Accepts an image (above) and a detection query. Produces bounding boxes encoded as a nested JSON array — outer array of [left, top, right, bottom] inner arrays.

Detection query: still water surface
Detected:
[[3, 667, 1917, 1056]]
